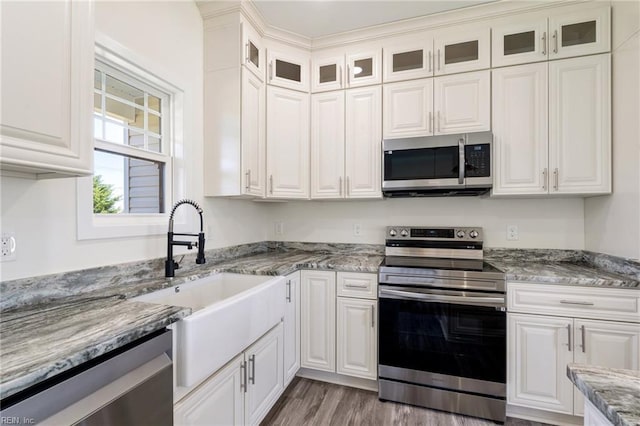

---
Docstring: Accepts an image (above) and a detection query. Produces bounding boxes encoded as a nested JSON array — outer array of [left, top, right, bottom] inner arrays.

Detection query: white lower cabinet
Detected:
[[507, 283, 640, 418], [301, 270, 378, 381], [174, 323, 284, 426], [283, 271, 301, 386]]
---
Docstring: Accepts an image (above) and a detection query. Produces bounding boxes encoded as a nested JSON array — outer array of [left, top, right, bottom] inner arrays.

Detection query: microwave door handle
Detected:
[[458, 138, 465, 184]]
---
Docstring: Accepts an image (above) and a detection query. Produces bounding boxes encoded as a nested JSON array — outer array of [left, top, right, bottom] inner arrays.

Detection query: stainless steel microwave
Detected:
[[382, 131, 493, 197]]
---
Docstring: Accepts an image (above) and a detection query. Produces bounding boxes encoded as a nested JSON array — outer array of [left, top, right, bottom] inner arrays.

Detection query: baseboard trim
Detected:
[[296, 368, 378, 392], [507, 404, 582, 425]]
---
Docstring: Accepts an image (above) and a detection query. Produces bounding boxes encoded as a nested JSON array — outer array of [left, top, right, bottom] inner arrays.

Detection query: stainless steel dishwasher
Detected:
[[0, 330, 173, 425]]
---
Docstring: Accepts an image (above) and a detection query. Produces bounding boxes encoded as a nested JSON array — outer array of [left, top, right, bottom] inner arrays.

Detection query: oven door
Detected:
[[378, 286, 506, 396]]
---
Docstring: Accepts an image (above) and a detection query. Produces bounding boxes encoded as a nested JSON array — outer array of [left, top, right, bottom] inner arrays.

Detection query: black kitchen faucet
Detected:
[[165, 199, 206, 278]]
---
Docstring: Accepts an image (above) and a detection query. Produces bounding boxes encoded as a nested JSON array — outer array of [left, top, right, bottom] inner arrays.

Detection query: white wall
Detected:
[[585, 1, 640, 261], [265, 197, 585, 249], [0, 1, 268, 281]]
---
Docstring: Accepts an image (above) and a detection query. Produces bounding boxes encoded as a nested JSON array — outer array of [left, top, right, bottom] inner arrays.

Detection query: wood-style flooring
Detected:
[[261, 378, 550, 426]]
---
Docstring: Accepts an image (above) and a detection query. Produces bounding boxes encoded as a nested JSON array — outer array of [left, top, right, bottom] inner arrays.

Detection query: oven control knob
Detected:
[[456, 230, 466, 238], [389, 229, 397, 237], [469, 230, 479, 239], [401, 229, 409, 237]]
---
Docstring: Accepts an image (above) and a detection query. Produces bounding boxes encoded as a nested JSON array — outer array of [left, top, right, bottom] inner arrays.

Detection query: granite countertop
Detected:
[[0, 247, 382, 401], [567, 363, 640, 426]]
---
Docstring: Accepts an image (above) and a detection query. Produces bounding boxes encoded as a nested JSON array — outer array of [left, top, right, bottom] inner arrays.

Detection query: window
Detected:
[[93, 62, 170, 214], [77, 39, 186, 240]]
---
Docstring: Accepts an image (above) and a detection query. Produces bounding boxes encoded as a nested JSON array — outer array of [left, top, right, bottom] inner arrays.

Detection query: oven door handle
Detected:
[[379, 288, 505, 309]]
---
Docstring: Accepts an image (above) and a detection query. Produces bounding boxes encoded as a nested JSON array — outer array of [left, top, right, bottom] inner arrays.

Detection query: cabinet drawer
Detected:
[[337, 272, 377, 299], [508, 282, 640, 322]]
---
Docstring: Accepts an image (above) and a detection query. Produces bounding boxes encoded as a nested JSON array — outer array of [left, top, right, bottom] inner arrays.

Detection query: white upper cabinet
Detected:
[[383, 78, 433, 139], [0, 0, 94, 178], [241, 70, 266, 197], [267, 47, 310, 92], [433, 70, 490, 135], [345, 86, 382, 198], [548, 5, 610, 60], [549, 54, 611, 194], [492, 4, 610, 67], [434, 26, 490, 76], [266, 86, 310, 199], [492, 63, 548, 195], [311, 91, 345, 199], [383, 35, 433, 82], [311, 52, 345, 93], [346, 48, 382, 87], [241, 20, 265, 81], [492, 15, 549, 67]]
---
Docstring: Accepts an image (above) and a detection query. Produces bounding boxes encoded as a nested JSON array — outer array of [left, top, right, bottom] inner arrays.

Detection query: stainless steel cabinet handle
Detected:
[[553, 168, 559, 191], [339, 176, 343, 196], [552, 30, 558, 54], [542, 32, 547, 56], [437, 111, 441, 133], [347, 64, 351, 86], [269, 175, 274, 194], [428, 51, 432, 72], [345, 283, 368, 289], [580, 325, 586, 353], [560, 300, 595, 306], [241, 360, 247, 392], [567, 324, 572, 352], [429, 111, 432, 133], [542, 168, 547, 190], [245, 170, 250, 190], [286, 280, 291, 302], [346, 176, 350, 197], [245, 43, 250, 63], [249, 354, 256, 385], [339, 65, 343, 87], [269, 61, 274, 81], [371, 305, 375, 328], [438, 49, 441, 71]]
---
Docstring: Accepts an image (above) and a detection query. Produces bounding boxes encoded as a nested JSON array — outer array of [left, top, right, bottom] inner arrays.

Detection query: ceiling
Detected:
[[251, 1, 495, 39]]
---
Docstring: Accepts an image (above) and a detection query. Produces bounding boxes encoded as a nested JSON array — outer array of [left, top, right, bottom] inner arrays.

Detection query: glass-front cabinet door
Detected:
[[548, 4, 610, 60], [241, 21, 264, 81], [434, 26, 490, 76], [383, 35, 433, 82], [492, 16, 549, 67], [311, 53, 345, 93], [346, 48, 382, 88], [267, 48, 310, 92]]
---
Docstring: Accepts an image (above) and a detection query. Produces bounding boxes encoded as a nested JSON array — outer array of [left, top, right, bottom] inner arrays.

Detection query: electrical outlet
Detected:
[[353, 223, 362, 237], [1, 232, 17, 261], [275, 222, 284, 236], [506, 225, 519, 241]]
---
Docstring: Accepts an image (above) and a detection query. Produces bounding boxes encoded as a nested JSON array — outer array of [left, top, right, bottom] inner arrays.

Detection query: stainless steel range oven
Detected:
[[378, 226, 507, 423]]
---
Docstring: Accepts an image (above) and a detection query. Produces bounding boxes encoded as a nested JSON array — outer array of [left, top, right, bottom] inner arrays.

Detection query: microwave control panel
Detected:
[[465, 144, 490, 177]]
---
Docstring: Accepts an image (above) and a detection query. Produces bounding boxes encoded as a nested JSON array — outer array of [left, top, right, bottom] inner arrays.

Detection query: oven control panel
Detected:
[[386, 226, 483, 242]]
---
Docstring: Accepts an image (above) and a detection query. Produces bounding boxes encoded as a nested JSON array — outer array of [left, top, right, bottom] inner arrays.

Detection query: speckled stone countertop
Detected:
[[567, 363, 640, 426], [0, 243, 382, 401]]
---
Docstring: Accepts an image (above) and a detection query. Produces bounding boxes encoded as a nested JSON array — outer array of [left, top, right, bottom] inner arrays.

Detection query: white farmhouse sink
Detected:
[[134, 273, 285, 388]]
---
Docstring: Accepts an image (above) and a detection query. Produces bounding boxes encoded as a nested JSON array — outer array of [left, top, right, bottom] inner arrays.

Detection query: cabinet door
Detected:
[[337, 298, 377, 380], [311, 91, 345, 199], [267, 49, 309, 92], [346, 48, 382, 87], [383, 37, 433, 82], [241, 70, 265, 197], [383, 78, 433, 139], [246, 323, 284, 426], [492, 63, 548, 195], [572, 319, 639, 416], [434, 26, 490, 75], [434, 70, 490, 135], [549, 5, 610, 60], [241, 21, 264, 81], [492, 16, 548, 67], [549, 54, 611, 194], [312, 54, 345, 93], [507, 313, 574, 414], [266, 86, 310, 199], [345, 86, 382, 198], [300, 271, 336, 372], [283, 271, 301, 387], [174, 354, 244, 426], [0, 0, 94, 177]]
